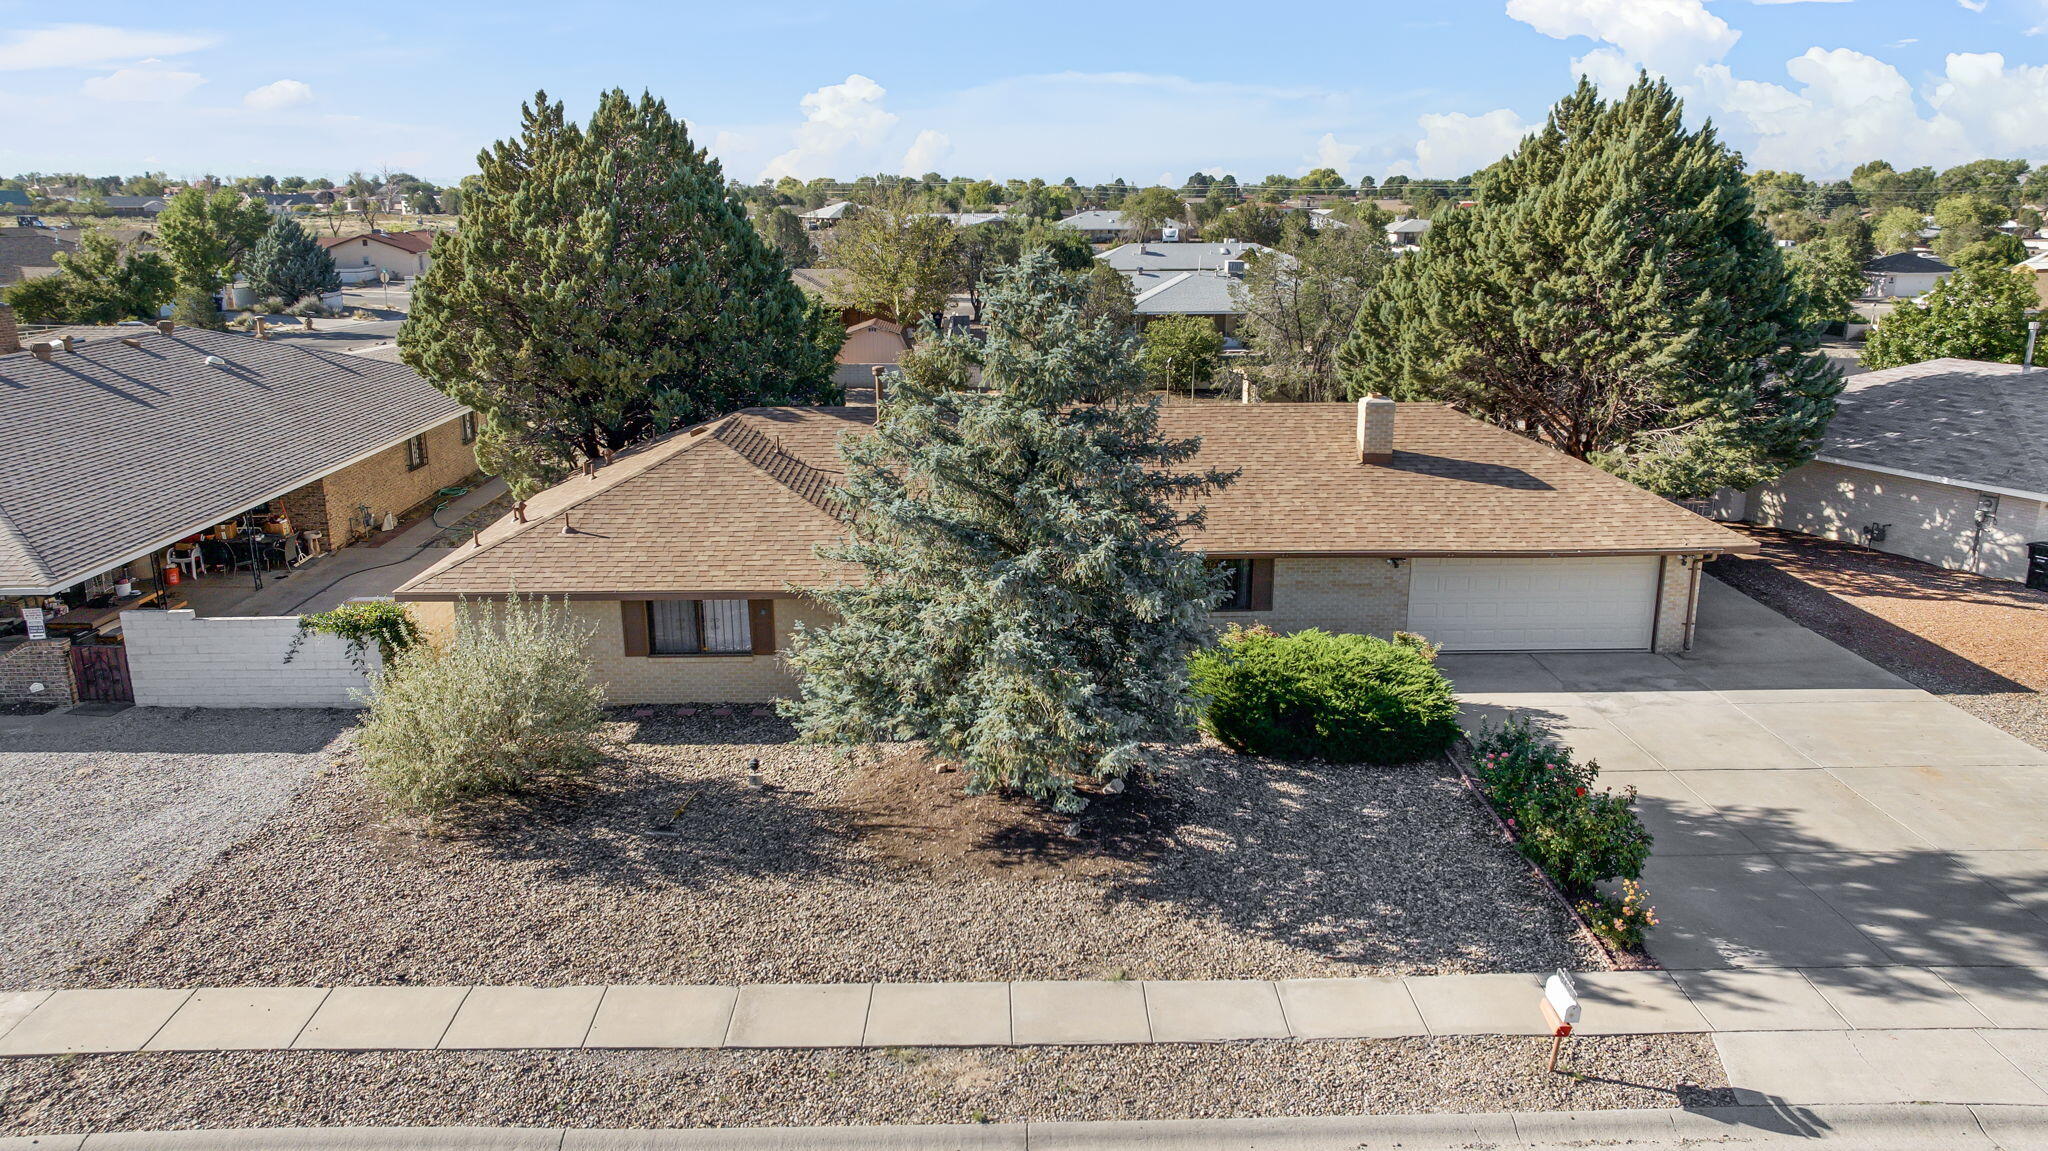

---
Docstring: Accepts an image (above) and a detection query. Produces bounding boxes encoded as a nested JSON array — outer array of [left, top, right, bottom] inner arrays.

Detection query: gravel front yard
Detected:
[[1710, 526, 2048, 749], [0, 707, 356, 991], [71, 710, 1597, 988], [0, 1036, 1730, 1135]]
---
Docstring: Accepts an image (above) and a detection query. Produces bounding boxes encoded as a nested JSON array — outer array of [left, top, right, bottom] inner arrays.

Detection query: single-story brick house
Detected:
[[395, 396, 1751, 704], [0, 306, 475, 704], [1726, 358, 2048, 587]]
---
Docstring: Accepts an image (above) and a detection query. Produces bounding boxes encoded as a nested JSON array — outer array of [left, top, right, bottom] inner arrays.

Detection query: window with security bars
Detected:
[[648, 599, 752, 654]]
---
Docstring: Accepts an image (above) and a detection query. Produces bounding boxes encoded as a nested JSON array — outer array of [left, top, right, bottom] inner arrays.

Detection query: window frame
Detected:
[[459, 412, 478, 444], [404, 433, 428, 471], [645, 598, 754, 657], [1207, 557, 1273, 613]]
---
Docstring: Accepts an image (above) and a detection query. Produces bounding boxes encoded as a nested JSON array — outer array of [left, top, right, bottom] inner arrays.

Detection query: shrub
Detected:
[[1577, 878, 1658, 949], [287, 600, 423, 672], [1469, 717, 1652, 894], [353, 595, 610, 816], [1191, 626, 1461, 763]]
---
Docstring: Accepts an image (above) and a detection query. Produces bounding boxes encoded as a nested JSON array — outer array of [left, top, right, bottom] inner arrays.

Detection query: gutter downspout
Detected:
[[1682, 555, 1708, 652]]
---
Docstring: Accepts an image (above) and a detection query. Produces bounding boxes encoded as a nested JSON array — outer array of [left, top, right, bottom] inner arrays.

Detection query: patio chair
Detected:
[[166, 546, 205, 580]]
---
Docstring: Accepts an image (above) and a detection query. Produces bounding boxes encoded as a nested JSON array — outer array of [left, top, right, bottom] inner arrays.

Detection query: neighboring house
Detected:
[[799, 202, 857, 230], [836, 318, 907, 365], [1386, 218, 1432, 247], [317, 230, 435, 282], [96, 195, 171, 218], [1730, 358, 2048, 586], [0, 307, 478, 701], [1099, 241, 1282, 336], [251, 192, 318, 214], [2016, 252, 2048, 307], [1863, 250, 1955, 299], [917, 212, 1007, 227], [0, 227, 77, 286], [1056, 210, 1185, 244], [0, 190, 30, 209], [395, 397, 1751, 703]]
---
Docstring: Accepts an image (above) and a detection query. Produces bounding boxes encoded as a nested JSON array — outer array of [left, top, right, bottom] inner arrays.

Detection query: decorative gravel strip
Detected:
[[71, 712, 1597, 988], [0, 708, 356, 992], [0, 1036, 1732, 1135]]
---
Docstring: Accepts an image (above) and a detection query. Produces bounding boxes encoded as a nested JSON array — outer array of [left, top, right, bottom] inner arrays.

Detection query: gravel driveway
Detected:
[[0, 707, 355, 990], [1710, 526, 2048, 749], [74, 710, 1596, 988]]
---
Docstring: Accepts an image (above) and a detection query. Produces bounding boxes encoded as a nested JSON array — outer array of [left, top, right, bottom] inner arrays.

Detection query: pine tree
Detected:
[[784, 250, 1236, 812], [244, 214, 340, 305], [400, 89, 836, 497], [1339, 76, 1842, 498]]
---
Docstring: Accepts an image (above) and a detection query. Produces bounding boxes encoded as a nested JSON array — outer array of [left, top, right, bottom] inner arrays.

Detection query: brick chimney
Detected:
[[0, 303, 18, 355], [1357, 395, 1395, 465]]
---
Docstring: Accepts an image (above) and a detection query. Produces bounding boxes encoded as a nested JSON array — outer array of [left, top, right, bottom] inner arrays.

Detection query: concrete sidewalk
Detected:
[[2, 965, 2045, 1054], [9, 1104, 2048, 1149]]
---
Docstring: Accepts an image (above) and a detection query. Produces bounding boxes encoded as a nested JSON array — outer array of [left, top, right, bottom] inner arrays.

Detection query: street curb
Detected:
[[8, 1103, 2047, 1150]]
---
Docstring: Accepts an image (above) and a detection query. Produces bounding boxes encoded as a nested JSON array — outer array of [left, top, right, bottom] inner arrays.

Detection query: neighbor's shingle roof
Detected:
[[0, 327, 466, 594], [396, 401, 1749, 599], [1129, 269, 1246, 316], [1098, 241, 1272, 272], [318, 229, 433, 254], [1863, 250, 1953, 275], [1815, 358, 2048, 499], [0, 228, 76, 284]]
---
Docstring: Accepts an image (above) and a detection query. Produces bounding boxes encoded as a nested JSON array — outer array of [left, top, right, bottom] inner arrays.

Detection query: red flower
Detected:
[[1574, 786, 1587, 797]]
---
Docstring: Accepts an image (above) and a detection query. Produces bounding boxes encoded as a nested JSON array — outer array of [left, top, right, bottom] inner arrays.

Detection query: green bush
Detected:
[[353, 595, 610, 816], [1469, 718, 1651, 894], [1190, 626, 1461, 763]]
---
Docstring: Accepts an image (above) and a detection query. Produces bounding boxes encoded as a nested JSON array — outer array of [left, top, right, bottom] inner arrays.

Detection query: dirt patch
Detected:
[[835, 745, 1161, 881], [69, 709, 1596, 988]]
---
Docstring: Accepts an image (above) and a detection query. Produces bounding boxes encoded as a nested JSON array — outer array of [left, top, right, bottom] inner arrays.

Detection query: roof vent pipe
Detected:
[[1357, 395, 1395, 465], [2025, 320, 2041, 373]]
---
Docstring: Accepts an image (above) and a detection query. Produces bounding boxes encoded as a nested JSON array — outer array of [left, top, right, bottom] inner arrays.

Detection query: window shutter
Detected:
[[620, 600, 650, 657], [748, 599, 776, 655], [1248, 559, 1275, 612]]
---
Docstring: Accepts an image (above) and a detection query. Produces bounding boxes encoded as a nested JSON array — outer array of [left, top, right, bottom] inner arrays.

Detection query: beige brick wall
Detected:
[[1211, 556, 1412, 636], [304, 416, 477, 546], [1747, 460, 2046, 582], [1652, 556, 1696, 654]]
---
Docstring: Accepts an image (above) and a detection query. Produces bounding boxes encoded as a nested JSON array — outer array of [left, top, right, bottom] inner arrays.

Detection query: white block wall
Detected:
[[1747, 461, 2047, 582], [123, 609, 376, 708]]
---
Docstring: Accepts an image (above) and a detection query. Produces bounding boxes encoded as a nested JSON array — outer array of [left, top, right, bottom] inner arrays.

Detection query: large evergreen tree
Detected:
[[784, 250, 1235, 812], [401, 89, 836, 497], [244, 214, 340, 305], [1339, 76, 1842, 498]]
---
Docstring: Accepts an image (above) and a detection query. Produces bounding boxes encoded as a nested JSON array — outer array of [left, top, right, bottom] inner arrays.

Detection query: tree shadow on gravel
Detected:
[[1080, 747, 1589, 973], [0, 706, 356, 755], [426, 764, 849, 892]]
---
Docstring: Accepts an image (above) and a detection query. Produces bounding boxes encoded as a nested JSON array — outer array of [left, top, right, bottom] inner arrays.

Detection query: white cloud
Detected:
[[1956, 0, 1987, 11], [242, 79, 312, 111], [1507, 0, 1737, 75], [758, 74, 900, 182], [82, 63, 203, 102], [899, 128, 951, 175], [1308, 132, 1363, 177], [0, 24, 213, 71], [1404, 109, 1537, 175]]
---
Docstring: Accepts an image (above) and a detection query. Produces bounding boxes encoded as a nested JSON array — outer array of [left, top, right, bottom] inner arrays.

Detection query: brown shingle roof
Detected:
[[395, 401, 1752, 600], [317, 229, 434, 255]]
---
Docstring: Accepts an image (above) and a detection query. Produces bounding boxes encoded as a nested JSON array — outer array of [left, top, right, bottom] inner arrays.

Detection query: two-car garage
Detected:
[[1407, 556, 1663, 652]]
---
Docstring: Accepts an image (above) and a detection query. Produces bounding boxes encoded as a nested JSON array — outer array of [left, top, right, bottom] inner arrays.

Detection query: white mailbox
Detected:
[[1544, 971, 1581, 1026]]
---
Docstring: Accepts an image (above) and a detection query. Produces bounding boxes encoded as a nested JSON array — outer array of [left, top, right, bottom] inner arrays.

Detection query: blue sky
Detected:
[[0, 0, 2042, 185]]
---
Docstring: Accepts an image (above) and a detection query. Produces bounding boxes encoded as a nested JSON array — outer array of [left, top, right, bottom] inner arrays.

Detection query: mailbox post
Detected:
[[1540, 970, 1581, 1073]]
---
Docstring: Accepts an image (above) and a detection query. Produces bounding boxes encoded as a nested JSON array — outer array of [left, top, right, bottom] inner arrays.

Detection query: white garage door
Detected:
[[1408, 557, 1659, 652]]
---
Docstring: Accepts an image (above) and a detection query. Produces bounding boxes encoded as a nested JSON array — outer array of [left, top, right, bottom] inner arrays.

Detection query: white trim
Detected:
[[2, 411, 466, 597], [1812, 455, 2048, 506]]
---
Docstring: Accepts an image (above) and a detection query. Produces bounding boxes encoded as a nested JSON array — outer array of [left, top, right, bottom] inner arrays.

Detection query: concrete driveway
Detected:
[[1444, 576, 2048, 972]]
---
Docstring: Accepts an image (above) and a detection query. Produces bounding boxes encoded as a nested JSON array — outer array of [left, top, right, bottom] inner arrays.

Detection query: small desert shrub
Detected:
[[1190, 626, 1461, 763], [1577, 878, 1658, 949], [353, 594, 609, 815], [1469, 718, 1653, 894]]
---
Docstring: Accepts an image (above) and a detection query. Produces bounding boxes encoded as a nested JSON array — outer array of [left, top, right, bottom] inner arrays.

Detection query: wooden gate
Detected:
[[70, 642, 133, 704]]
